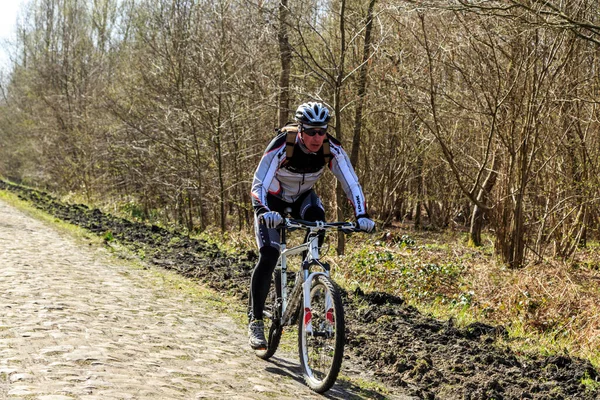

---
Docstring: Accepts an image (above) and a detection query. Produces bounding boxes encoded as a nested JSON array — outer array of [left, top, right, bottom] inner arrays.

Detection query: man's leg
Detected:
[[297, 190, 326, 253], [249, 246, 279, 321], [298, 190, 325, 222], [248, 214, 280, 349]]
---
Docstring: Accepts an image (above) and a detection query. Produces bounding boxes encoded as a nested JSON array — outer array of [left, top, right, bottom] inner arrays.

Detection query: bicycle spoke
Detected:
[[298, 275, 345, 393]]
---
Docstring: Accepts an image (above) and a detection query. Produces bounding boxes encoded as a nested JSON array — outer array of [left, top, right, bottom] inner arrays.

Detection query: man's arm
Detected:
[[327, 137, 369, 218], [251, 136, 286, 216]]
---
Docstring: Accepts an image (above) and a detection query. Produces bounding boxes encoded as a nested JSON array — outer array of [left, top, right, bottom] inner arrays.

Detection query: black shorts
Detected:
[[254, 190, 325, 250]]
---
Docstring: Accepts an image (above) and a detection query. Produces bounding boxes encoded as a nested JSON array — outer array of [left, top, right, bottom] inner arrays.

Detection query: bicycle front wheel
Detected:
[[255, 270, 283, 360], [298, 275, 345, 393]]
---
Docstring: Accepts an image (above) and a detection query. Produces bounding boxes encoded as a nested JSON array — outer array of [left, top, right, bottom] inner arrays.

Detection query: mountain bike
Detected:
[[253, 214, 362, 393]]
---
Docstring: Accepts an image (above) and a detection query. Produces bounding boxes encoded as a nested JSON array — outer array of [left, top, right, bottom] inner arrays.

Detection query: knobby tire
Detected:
[[298, 274, 345, 393]]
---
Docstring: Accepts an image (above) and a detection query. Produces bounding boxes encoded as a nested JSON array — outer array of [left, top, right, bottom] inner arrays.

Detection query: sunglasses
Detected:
[[303, 127, 327, 136]]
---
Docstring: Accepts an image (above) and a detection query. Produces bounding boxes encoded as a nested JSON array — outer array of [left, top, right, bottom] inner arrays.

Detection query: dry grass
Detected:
[[472, 258, 600, 360]]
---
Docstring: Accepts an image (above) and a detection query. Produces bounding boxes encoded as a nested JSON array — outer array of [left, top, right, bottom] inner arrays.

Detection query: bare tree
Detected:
[[3, 0, 600, 263], [278, 0, 292, 126]]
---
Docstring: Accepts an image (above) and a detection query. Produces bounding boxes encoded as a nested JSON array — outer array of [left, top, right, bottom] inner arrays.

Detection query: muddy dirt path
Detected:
[[0, 199, 406, 400]]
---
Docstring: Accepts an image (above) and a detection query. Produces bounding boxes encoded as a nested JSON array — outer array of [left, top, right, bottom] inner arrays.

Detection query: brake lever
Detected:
[[339, 224, 359, 234]]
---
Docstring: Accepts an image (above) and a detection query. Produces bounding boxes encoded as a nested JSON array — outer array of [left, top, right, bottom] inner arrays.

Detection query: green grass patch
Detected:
[[339, 242, 466, 306], [582, 371, 600, 392], [336, 375, 394, 399]]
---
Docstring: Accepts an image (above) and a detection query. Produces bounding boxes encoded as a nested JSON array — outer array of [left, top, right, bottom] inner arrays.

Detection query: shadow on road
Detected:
[[264, 356, 396, 400]]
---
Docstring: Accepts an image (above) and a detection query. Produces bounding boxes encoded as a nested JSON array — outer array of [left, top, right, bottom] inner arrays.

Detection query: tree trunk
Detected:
[[335, 0, 347, 256], [414, 165, 423, 230], [470, 205, 484, 246], [216, 3, 227, 232], [349, 0, 376, 168], [510, 133, 530, 268], [277, 0, 291, 127], [187, 189, 194, 233], [216, 113, 225, 232], [216, 80, 226, 232], [469, 155, 500, 246]]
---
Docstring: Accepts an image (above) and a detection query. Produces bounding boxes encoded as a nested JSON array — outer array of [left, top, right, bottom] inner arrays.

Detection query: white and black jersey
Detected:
[[251, 132, 368, 218]]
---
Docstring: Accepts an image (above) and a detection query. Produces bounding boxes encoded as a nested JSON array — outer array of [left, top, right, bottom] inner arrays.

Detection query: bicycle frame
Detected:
[[276, 220, 354, 333]]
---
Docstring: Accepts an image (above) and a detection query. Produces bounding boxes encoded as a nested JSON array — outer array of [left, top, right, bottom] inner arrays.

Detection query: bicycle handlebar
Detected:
[[257, 214, 369, 233], [283, 218, 362, 233]]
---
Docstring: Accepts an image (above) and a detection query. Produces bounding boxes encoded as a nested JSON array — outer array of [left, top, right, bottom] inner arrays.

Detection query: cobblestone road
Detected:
[[0, 199, 407, 400]]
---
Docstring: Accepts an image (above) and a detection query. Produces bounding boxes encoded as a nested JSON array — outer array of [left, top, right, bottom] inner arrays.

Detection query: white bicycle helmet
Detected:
[[294, 102, 331, 125]]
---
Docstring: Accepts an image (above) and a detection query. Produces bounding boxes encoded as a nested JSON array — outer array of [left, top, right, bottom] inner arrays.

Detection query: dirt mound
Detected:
[[2, 180, 598, 399], [346, 287, 596, 399]]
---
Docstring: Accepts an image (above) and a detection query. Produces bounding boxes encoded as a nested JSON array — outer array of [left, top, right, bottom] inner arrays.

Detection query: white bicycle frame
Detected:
[[277, 220, 351, 334]]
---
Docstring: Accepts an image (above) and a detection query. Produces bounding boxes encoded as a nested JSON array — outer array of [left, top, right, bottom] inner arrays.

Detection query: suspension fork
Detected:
[[279, 228, 313, 326], [302, 232, 330, 335]]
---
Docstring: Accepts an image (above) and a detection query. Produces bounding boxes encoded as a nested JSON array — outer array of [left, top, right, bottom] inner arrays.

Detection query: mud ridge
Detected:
[[1, 180, 598, 400]]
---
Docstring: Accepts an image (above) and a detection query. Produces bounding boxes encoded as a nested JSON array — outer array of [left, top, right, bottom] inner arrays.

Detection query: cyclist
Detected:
[[248, 101, 375, 350]]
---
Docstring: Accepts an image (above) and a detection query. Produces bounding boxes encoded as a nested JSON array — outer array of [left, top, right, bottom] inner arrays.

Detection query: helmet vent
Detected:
[[295, 102, 330, 125]]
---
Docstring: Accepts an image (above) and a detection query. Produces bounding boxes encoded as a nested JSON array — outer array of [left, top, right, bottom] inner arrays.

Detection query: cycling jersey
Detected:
[[251, 132, 368, 218]]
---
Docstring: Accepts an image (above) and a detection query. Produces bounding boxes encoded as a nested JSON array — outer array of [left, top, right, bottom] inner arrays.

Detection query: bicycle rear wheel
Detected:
[[298, 274, 345, 393], [255, 270, 283, 360]]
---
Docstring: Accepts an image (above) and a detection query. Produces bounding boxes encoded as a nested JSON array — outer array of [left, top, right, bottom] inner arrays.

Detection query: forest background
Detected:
[[1, 0, 600, 361], [1, 0, 599, 267]]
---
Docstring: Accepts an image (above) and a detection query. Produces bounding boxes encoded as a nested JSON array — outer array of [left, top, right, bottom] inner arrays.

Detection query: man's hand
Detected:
[[357, 217, 375, 233], [261, 211, 283, 229]]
